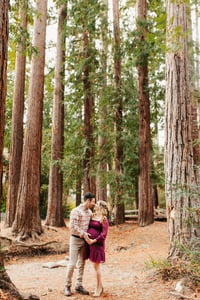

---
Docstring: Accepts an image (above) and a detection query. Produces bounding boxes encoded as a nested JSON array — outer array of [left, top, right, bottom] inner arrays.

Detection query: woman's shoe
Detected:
[[93, 286, 103, 297]]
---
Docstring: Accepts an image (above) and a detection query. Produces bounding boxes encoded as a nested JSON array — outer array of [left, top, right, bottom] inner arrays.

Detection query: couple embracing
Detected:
[[64, 192, 109, 297]]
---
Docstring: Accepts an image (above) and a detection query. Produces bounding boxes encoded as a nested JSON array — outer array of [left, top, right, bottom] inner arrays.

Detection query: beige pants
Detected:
[[65, 236, 85, 288]]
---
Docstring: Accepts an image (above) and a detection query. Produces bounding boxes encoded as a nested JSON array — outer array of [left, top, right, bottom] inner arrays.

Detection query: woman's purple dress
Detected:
[[83, 218, 109, 263]]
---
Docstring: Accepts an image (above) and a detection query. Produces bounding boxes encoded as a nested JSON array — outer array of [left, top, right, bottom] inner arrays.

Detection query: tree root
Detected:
[[15, 230, 43, 243], [0, 270, 23, 300], [44, 225, 58, 232]]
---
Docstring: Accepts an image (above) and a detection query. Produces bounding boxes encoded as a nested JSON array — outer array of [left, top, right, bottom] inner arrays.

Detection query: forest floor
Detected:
[[1, 220, 200, 300]]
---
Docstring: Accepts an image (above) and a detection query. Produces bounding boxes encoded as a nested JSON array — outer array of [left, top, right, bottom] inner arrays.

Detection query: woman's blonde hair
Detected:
[[94, 200, 109, 223]]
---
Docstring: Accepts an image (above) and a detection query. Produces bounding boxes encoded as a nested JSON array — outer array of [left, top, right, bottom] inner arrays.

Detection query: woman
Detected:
[[83, 200, 109, 297]]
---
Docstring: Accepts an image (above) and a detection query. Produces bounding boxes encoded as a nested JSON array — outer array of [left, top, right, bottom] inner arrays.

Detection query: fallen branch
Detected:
[[168, 291, 199, 300], [14, 240, 58, 248]]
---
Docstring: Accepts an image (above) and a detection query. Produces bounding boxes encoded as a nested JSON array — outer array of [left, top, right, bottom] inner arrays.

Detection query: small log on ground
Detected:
[[1, 238, 68, 260]]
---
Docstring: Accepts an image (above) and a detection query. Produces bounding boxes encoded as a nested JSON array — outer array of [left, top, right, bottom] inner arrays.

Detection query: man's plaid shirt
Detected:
[[69, 204, 92, 237]]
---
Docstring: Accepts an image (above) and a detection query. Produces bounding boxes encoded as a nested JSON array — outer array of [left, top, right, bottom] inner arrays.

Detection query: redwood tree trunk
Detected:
[[0, 2, 23, 299], [191, 100, 200, 185], [137, 0, 154, 227], [6, 1, 28, 227], [0, 0, 8, 207], [12, 0, 48, 240], [188, 6, 200, 186], [83, 30, 96, 195], [112, 0, 125, 224], [97, 0, 109, 202], [0, 253, 23, 300], [165, 0, 200, 258], [75, 176, 82, 206], [45, 3, 67, 227]]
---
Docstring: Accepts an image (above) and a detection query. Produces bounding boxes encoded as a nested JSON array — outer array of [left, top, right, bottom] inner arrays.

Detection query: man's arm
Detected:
[[69, 209, 91, 239]]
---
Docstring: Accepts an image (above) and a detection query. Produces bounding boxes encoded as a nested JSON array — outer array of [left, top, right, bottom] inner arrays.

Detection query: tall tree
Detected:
[[96, 0, 109, 202], [165, 0, 200, 257], [112, 0, 125, 224], [0, 1, 23, 298], [83, 29, 96, 195], [136, 0, 154, 226], [191, 6, 200, 185], [12, 0, 48, 240], [194, 5, 200, 89], [0, 1, 8, 205], [5, 0, 28, 227], [45, 2, 67, 227]]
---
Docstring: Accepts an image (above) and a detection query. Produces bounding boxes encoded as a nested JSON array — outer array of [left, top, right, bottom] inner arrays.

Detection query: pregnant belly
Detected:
[[88, 229, 99, 239]]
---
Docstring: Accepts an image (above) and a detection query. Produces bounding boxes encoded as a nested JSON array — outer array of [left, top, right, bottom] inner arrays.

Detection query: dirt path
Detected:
[[2, 221, 179, 299]]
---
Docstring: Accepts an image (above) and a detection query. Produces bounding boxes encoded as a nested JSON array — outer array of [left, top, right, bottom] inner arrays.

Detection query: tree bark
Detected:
[[0, 0, 8, 207], [75, 175, 82, 206], [0, 2, 23, 299], [136, 0, 154, 227], [112, 0, 125, 224], [97, 0, 109, 202], [83, 30, 96, 195], [191, 97, 200, 185], [45, 3, 67, 227], [0, 255, 23, 299], [12, 0, 48, 240], [165, 0, 200, 258], [0, 253, 23, 300], [6, 0, 28, 227], [188, 5, 200, 186]]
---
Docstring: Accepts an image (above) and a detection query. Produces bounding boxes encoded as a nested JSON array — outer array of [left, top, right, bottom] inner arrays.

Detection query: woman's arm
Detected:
[[87, 218, 109, 245], [96, 218, 109, 242]]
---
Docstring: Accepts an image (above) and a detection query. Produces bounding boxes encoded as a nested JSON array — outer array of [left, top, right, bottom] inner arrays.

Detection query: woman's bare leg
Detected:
[[93, 262, 103, 296]]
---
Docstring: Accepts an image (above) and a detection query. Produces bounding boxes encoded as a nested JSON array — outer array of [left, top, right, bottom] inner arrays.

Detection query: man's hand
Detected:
[[86, 238, 97, 245], [83, 232, 91, 242]]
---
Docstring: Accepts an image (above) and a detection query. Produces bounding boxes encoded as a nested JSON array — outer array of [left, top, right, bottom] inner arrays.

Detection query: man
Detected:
[[64, 192, 96, 297]]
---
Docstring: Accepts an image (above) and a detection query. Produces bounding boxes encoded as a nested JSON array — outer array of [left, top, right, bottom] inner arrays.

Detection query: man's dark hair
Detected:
[[84, 192, 95, 201]]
